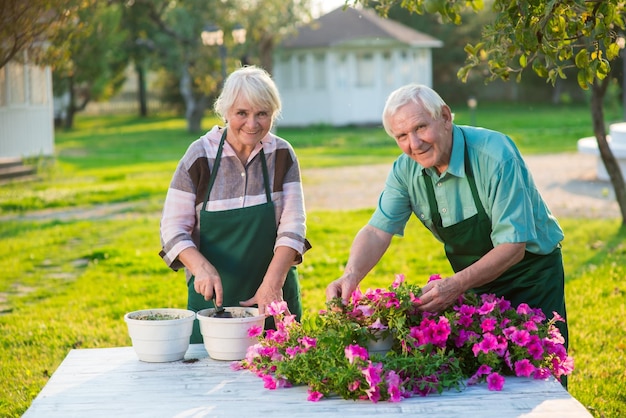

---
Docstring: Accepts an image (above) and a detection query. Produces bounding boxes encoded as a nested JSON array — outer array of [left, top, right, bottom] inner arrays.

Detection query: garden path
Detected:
[[303, 152, 620, 219]]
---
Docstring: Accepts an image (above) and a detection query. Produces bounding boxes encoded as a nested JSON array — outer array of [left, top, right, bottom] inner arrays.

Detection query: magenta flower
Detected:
[[386, 370, 403, 402], [347, 380, 361, 392], [307, 390, 323, 402], [298, 336, 317, 351], [365, 385, 382, 403], [238, 274, 573, 402], [480, 317, 497, 333], [473, 332, 498, 356], [369, 318, 388, 330], [510, 329, 531, 347], [267, 300, 288, 316], [514, 359, 536, 377], [486, 372, 505, 391], [527, 341, 545, 360], [356, 304, 374, 317], [425, 316, 451, 347], [285, 346, 301, 358], [392, 274, 405, 289], [478, 300, 496, 315], [361, 362, 383, 387], [261, 373, 278, 390], [428, 274, 442, 282], [247, 324, 263, 338], [516, 303, 532, 315], [345, 344, 369, 364]]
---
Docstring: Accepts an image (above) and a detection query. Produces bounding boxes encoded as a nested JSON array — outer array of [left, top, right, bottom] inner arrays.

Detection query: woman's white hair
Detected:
[[213, 65, 282, 124], [382, 84, 447, 137]]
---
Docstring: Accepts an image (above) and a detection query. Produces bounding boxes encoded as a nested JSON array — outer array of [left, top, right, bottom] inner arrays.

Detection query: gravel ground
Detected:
[[302, 152, 621, 219]]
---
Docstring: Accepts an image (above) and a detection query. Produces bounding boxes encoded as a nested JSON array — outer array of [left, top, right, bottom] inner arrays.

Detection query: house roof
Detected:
[[281, 6, 443, 49]]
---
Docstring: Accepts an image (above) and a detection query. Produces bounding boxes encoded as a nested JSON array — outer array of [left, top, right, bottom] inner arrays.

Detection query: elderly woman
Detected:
[[160, 66, 310, 342]]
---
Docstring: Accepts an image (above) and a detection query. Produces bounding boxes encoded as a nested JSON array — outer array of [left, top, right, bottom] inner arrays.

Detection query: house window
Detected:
[[336, 54, 349, 89], [297, 55, 307, 89], [280, 55, 293, 90], [382, 51, 394, 87], [0, 67, 6, 107], [30, 66, 48, 105], [313, 54, 326, 89], [400, 50, 411, 85], [356, 52, 375, 87], [8, 62, 25, 105]]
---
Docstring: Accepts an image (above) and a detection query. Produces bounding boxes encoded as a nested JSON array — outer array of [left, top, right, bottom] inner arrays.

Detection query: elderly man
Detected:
[[325, 84, 568, 351]]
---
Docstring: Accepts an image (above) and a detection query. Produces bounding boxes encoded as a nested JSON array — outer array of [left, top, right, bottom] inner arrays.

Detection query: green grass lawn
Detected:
[[0, 105, 625, 417]]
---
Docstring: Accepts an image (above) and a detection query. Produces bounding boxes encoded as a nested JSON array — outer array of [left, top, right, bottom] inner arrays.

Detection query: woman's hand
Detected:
[[178, 247, 224, 305], [240, 281, 286, 317], [193, 266, 223, 304]]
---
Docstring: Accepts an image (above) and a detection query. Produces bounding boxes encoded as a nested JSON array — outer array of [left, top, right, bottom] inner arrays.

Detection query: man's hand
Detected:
[[417, 277, 463, 313]]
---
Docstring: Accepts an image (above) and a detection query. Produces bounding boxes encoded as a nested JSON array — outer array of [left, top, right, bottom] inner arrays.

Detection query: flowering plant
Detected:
[[236, 274, 573, 402]]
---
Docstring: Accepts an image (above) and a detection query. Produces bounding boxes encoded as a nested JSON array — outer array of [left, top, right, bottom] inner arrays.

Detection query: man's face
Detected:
[[388, 100, 453, 174]]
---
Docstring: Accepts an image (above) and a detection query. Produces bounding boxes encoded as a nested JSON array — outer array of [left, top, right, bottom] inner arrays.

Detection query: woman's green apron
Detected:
[[187, 130, 301, 343], [421, 134, 568, 350]]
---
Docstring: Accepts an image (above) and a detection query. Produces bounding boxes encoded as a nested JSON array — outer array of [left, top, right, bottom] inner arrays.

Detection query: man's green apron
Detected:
[[187, 130, 302, 343], [421, 135, 568, 352]]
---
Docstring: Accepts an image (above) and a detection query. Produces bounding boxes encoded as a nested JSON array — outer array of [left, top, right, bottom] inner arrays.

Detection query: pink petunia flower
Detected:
[[361, 362, 383, 387], [347, 380, 361, 392], [486, 372, 505, 391], [298, 336, 317, 351], [386, 370, 403, 402], [392, 274, 405, 289], [428, 274, 442, 282], [267, 300, 289, 316], [345, 344, 369, 364], [480, 317, 497, 333], [510, 329, 531, 347], [247, 324, 263, 338], [516, 303, 532, 315], [514, 359, 536, 377], [307, 389, 323, 402]]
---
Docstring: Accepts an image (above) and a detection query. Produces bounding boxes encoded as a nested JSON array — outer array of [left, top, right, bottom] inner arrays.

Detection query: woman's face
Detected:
[[226, 96, 273, 152], [387, 100, 453, 175]]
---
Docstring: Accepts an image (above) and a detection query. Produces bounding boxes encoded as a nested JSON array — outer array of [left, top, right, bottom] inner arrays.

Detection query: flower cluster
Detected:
[[236, 274, 573, 402]]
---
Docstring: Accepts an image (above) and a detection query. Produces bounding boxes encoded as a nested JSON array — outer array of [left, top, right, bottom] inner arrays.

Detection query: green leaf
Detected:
[[607, 43, 621, 61], [519, 54, 527, 68], [575, 49, 589, 68], [577, 70, 589, 90]]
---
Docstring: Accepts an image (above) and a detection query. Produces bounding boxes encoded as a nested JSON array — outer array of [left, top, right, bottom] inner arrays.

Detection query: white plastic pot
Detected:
[[196, 307, 265, 361], [124, 308, 195, 362]]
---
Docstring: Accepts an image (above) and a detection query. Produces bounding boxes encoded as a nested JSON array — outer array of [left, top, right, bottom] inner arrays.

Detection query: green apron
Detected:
[[187, 129, 302, 343], [421, 134, 568, 350]]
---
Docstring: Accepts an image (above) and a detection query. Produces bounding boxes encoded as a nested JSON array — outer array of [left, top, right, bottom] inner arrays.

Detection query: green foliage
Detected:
[[53, 1, 130, 127]]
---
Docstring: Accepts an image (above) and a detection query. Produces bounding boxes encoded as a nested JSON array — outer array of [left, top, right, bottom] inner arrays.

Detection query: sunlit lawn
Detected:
[[0, 105, 624, 417]]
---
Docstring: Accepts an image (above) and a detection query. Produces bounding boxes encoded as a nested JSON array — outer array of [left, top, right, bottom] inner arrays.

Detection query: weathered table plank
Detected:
[[23, 344, 592, 418]]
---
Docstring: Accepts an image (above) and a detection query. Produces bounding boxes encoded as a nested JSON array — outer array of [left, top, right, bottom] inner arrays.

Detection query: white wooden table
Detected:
[[23, 344, 592, 418]]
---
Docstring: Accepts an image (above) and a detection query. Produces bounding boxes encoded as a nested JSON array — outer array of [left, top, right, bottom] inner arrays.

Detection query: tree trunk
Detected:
[[136, 62, 148, 117], [258, 34, 274, 74], [64, 76, 76, 130], [590, 81, 626, 225], [180, 63, 207, 133]]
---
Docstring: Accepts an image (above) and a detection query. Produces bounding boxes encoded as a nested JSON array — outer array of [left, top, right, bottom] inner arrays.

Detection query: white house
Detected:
[[272, 6, 442, 127], [0, 55, 54, 159]]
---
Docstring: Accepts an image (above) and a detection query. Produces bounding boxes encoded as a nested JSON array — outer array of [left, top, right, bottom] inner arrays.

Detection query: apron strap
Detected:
[[422, 169, 442, 227], [201, 129, 227, 211], [422, 129, 487, 228], [259, 148, 272, 203]]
